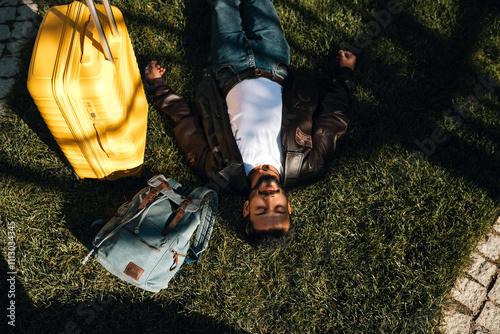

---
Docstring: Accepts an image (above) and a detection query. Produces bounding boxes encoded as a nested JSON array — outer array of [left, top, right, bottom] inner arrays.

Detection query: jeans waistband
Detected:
[[223, 68, 285, 96]]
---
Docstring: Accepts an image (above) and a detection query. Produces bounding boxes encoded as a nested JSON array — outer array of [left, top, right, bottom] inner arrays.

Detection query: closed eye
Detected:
[[274, 205, 287, 214]]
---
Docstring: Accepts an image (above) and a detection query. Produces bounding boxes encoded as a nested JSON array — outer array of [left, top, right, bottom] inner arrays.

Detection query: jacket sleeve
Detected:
[[296, 67, 353, 187], [149, 78, 222, 182]]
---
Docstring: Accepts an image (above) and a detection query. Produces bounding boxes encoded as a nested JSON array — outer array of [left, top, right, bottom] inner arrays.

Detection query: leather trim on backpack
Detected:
[[124, 262, 144, 281]]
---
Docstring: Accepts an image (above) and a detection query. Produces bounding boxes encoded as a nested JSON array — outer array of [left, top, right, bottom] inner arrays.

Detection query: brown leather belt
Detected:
[[223, 68, 284, 96]]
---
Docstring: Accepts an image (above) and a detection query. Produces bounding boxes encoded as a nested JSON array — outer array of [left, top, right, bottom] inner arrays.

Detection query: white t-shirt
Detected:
[[226, 77, 284, 178]]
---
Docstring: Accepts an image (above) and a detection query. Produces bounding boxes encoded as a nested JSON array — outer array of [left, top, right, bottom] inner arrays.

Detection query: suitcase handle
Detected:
[[85, 0, 118, 63], [101, 0, 119, 37]]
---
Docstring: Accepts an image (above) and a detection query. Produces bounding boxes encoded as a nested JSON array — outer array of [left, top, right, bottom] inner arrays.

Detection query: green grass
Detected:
[[1, 0, 500, 333]]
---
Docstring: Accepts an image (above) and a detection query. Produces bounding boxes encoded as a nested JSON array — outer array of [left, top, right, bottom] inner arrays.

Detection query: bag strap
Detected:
[[83, 176, 216, 265], [161, 200, 190, 236], [138, 176, 187, 210], [137, 179, 171, 210], [82, 198, 150, 265], [189, 188, 218, 257]]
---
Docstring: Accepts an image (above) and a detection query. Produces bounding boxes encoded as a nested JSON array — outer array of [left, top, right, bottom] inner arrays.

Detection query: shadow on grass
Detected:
[[1, 256, 240, 334], [17, 0, 497, 209], [2, 0, 500, 332], [12, 2, 498, 211], [181, 0, 211, 76], [344, 0, 500, 199], [282, 0, 500, 200]]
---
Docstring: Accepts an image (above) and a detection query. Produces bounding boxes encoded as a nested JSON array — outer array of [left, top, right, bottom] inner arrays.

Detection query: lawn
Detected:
[[1, 0, 499, 333]]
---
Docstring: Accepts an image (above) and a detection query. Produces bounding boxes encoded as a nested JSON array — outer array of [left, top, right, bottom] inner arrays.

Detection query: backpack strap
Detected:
[[137, 180, 170, 210], [139, 175, 186, 210], [189, 188, 218, 257], [161, 200, 191, 236], [147, 174, 181, 189]]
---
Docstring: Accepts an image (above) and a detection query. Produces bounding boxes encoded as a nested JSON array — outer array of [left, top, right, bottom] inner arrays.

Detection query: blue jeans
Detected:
[[208, 0, 290, 89]]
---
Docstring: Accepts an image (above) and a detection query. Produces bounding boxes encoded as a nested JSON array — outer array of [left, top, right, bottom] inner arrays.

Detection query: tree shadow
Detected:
[[353, 1, 500, 198], [1, 254, 242, 334], [3, 0, 500, 332], [282, 0, 500, 200]]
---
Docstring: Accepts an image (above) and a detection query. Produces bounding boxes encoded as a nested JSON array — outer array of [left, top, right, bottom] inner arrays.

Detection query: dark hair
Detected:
[[244, 215, 295, 249]]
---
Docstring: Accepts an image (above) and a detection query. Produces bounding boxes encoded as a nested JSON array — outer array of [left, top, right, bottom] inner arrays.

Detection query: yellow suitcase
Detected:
[[27, 0, 148, 180]]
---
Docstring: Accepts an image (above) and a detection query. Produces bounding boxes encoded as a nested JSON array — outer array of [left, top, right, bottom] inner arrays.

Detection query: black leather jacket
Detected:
[[150, 66, 353, 194]]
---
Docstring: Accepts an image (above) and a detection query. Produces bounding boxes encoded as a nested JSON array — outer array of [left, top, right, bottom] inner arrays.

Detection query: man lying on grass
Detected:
[[144, 0, 356, 249]]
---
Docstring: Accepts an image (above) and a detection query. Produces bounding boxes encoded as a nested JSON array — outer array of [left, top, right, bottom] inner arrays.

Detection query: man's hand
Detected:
[[144, 61, 166, 83], [338, 50, 356, 70]]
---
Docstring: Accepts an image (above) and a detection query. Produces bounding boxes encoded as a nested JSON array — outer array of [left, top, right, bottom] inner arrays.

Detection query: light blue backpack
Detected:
[[82, 174, 218, 292]]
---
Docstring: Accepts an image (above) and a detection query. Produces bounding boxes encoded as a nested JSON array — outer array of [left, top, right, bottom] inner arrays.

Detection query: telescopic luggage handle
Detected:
[[85, 0, 119, 63]]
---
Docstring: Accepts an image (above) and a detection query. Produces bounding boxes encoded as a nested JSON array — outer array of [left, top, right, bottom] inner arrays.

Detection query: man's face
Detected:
[[243, 175, 291, 232]]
